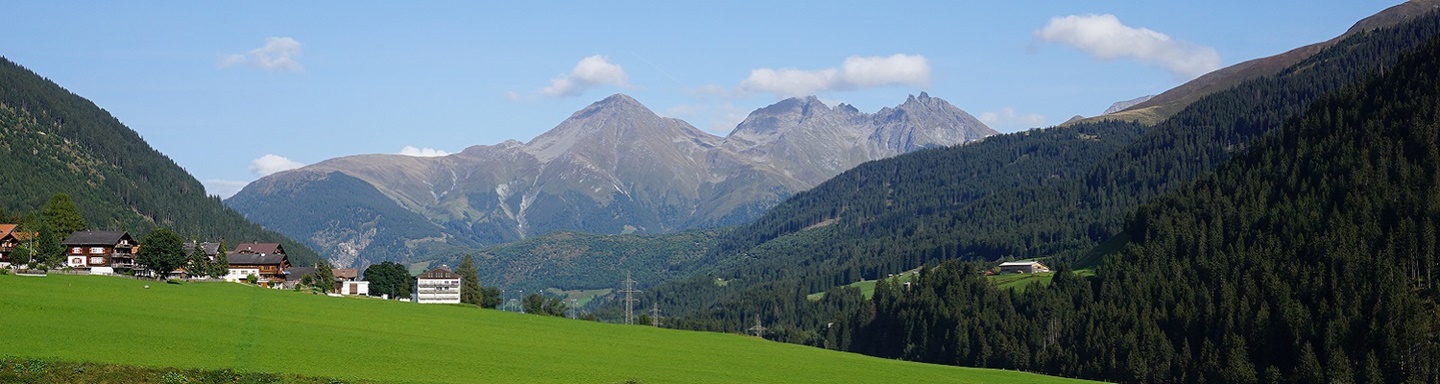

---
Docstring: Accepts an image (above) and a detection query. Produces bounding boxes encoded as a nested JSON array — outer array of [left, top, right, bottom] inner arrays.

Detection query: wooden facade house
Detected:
[[0, 224, 37, 265], [62, 230, 140, 274], [225, 243, 291, 286]]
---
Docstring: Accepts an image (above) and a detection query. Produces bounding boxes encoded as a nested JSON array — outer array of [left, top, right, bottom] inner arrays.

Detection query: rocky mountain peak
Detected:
[[526, 93, 696, 160]]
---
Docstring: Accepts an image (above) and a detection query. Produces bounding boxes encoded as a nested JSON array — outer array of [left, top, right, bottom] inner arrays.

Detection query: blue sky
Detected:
[[0, 1, 1396, 198]]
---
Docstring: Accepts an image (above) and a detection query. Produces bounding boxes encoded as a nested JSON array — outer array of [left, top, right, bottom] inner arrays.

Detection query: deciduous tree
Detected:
[[138, 228, 185, 279]]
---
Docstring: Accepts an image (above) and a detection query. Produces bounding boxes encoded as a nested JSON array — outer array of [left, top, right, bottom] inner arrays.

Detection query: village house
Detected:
[[225, 243, 290, 287], [177, 240, 224, 278], [998, 261, 1051, 274], [334, 268, 369, 296], [0, 224, 37, 267], [62, 230, 140, 275], [413, 266, 461, 304]]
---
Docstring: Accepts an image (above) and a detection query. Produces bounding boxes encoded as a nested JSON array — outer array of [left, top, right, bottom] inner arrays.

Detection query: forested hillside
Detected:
[[0, 57, 322, 266], [426, 229, 721, 292], [847, 25, 1440, 382], [633, 8, 1440, 331]]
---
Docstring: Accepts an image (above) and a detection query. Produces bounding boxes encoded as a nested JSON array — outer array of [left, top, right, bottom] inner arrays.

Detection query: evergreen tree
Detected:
[[458, 254, 482, 306], [187, 240, 208, 278], [314, 262, 335, 293], [212, 240, 229, 279], [480, 286, 502, 309], [39, 193, 85, 265], [138, 228, 185, 279]]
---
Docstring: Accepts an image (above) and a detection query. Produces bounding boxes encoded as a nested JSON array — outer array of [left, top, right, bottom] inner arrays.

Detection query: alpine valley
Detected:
[[226, 93, 994, 269]]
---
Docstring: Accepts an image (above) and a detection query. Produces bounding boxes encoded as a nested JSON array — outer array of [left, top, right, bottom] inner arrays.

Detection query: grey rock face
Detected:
[[229, 93, 994, 268], [1103, 94, 1157, 115]]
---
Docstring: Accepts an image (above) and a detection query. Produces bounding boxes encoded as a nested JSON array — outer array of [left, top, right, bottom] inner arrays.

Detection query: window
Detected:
[[90, 247, 106, 254], [72, 247, 83, 254], [90, 257, 105, 265]]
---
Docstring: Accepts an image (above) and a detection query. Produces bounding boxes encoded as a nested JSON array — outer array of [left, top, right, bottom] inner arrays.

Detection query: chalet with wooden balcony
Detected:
[[225, 243, 290, 287], [62, 230, 139, 274], [1, 224, 37, 265]]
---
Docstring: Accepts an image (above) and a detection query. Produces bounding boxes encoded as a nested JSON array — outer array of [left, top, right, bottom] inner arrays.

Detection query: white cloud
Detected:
[[397, 146, 451, 157], [1036, 14, 1220, 79], [219, 37, 304, 72], [202, 179, 250, 199], [980, 107, 1047, 131], [536, 55, 630, 98], [249, 154, 305, 177], [739, 54, 930, 98]]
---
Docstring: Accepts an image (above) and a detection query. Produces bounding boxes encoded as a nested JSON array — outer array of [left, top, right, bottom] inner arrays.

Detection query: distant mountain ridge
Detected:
[[227, 93, 994, 268], [1074, 0, 1440, 125]]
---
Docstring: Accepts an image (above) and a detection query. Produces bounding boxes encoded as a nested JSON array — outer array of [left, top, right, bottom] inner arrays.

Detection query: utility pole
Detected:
[[649, 303, 661, 327], [568, 298, 578, 319], [620, 272, 640, 325], [748, 314, 767, 338]]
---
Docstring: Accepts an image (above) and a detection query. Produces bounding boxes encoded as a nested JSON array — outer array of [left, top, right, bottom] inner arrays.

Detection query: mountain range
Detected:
[[227, 92, 994, 268]]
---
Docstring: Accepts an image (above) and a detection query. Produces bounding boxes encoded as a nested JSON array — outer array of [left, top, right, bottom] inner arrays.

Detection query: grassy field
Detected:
[[0, 274, 1097, 384], [807, 270, 919, 301], [986, 269, 1097, 292], [544, 287, 613, 307]]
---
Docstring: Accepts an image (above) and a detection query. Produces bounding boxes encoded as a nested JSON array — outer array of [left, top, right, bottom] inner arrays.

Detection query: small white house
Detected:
[[224, 267, 261, 282], [413, 266, 462, 304], [998, 261, 1051, 274], [339, 280, 370, 296]]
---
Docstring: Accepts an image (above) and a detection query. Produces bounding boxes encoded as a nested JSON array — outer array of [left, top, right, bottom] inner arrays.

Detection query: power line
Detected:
[[748, 314, 767, 338], [620, 271, 640, 325], [650, 303, 661, 327]]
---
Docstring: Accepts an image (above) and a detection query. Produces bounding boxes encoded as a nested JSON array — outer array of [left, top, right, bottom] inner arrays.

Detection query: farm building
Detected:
[[335, 268, 369, 296], [998, 261, 1050, 274], [62, 230, 139, 275], [413, 266, 462, 304]]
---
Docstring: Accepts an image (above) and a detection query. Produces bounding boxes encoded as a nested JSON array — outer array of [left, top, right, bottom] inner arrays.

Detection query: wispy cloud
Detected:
[[249, 154, 305, 177], [979, 107, 1047, 131], [219, 37, 304, 72], [202, 179, 250, 199], [516, 55, 629, 99], [1035, 14, 1220, 79], [739, 54, 930, 98], [397, 146, 450, 157]]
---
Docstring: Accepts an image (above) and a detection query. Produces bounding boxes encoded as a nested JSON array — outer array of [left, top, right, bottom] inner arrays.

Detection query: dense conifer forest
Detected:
[[594, 10, 1440, 384], [0, 57, 322, 266]]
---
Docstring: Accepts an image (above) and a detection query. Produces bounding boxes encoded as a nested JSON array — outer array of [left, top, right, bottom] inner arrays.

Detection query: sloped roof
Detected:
[[229, 252, 287, 266], [182, 241, 223, 256], [998, 261, 1045, 267], [417, 266, 461, 280], [0, 225, 32, 242], [233, 243, 285, 255], [62, 231, 134, 246], [286, 266, 317, 280], [333, 268, 359, 280]]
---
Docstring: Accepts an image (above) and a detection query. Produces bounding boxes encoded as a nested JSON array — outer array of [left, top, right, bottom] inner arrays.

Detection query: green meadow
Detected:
[[0, 274, 1096, 384]]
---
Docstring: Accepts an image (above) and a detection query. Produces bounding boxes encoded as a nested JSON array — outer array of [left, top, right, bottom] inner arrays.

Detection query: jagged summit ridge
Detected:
[[229, 92, 995, 268]]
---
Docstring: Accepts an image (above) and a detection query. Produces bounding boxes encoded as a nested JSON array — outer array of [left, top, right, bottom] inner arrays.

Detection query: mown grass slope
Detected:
[[0, 274, 1095, 384]]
